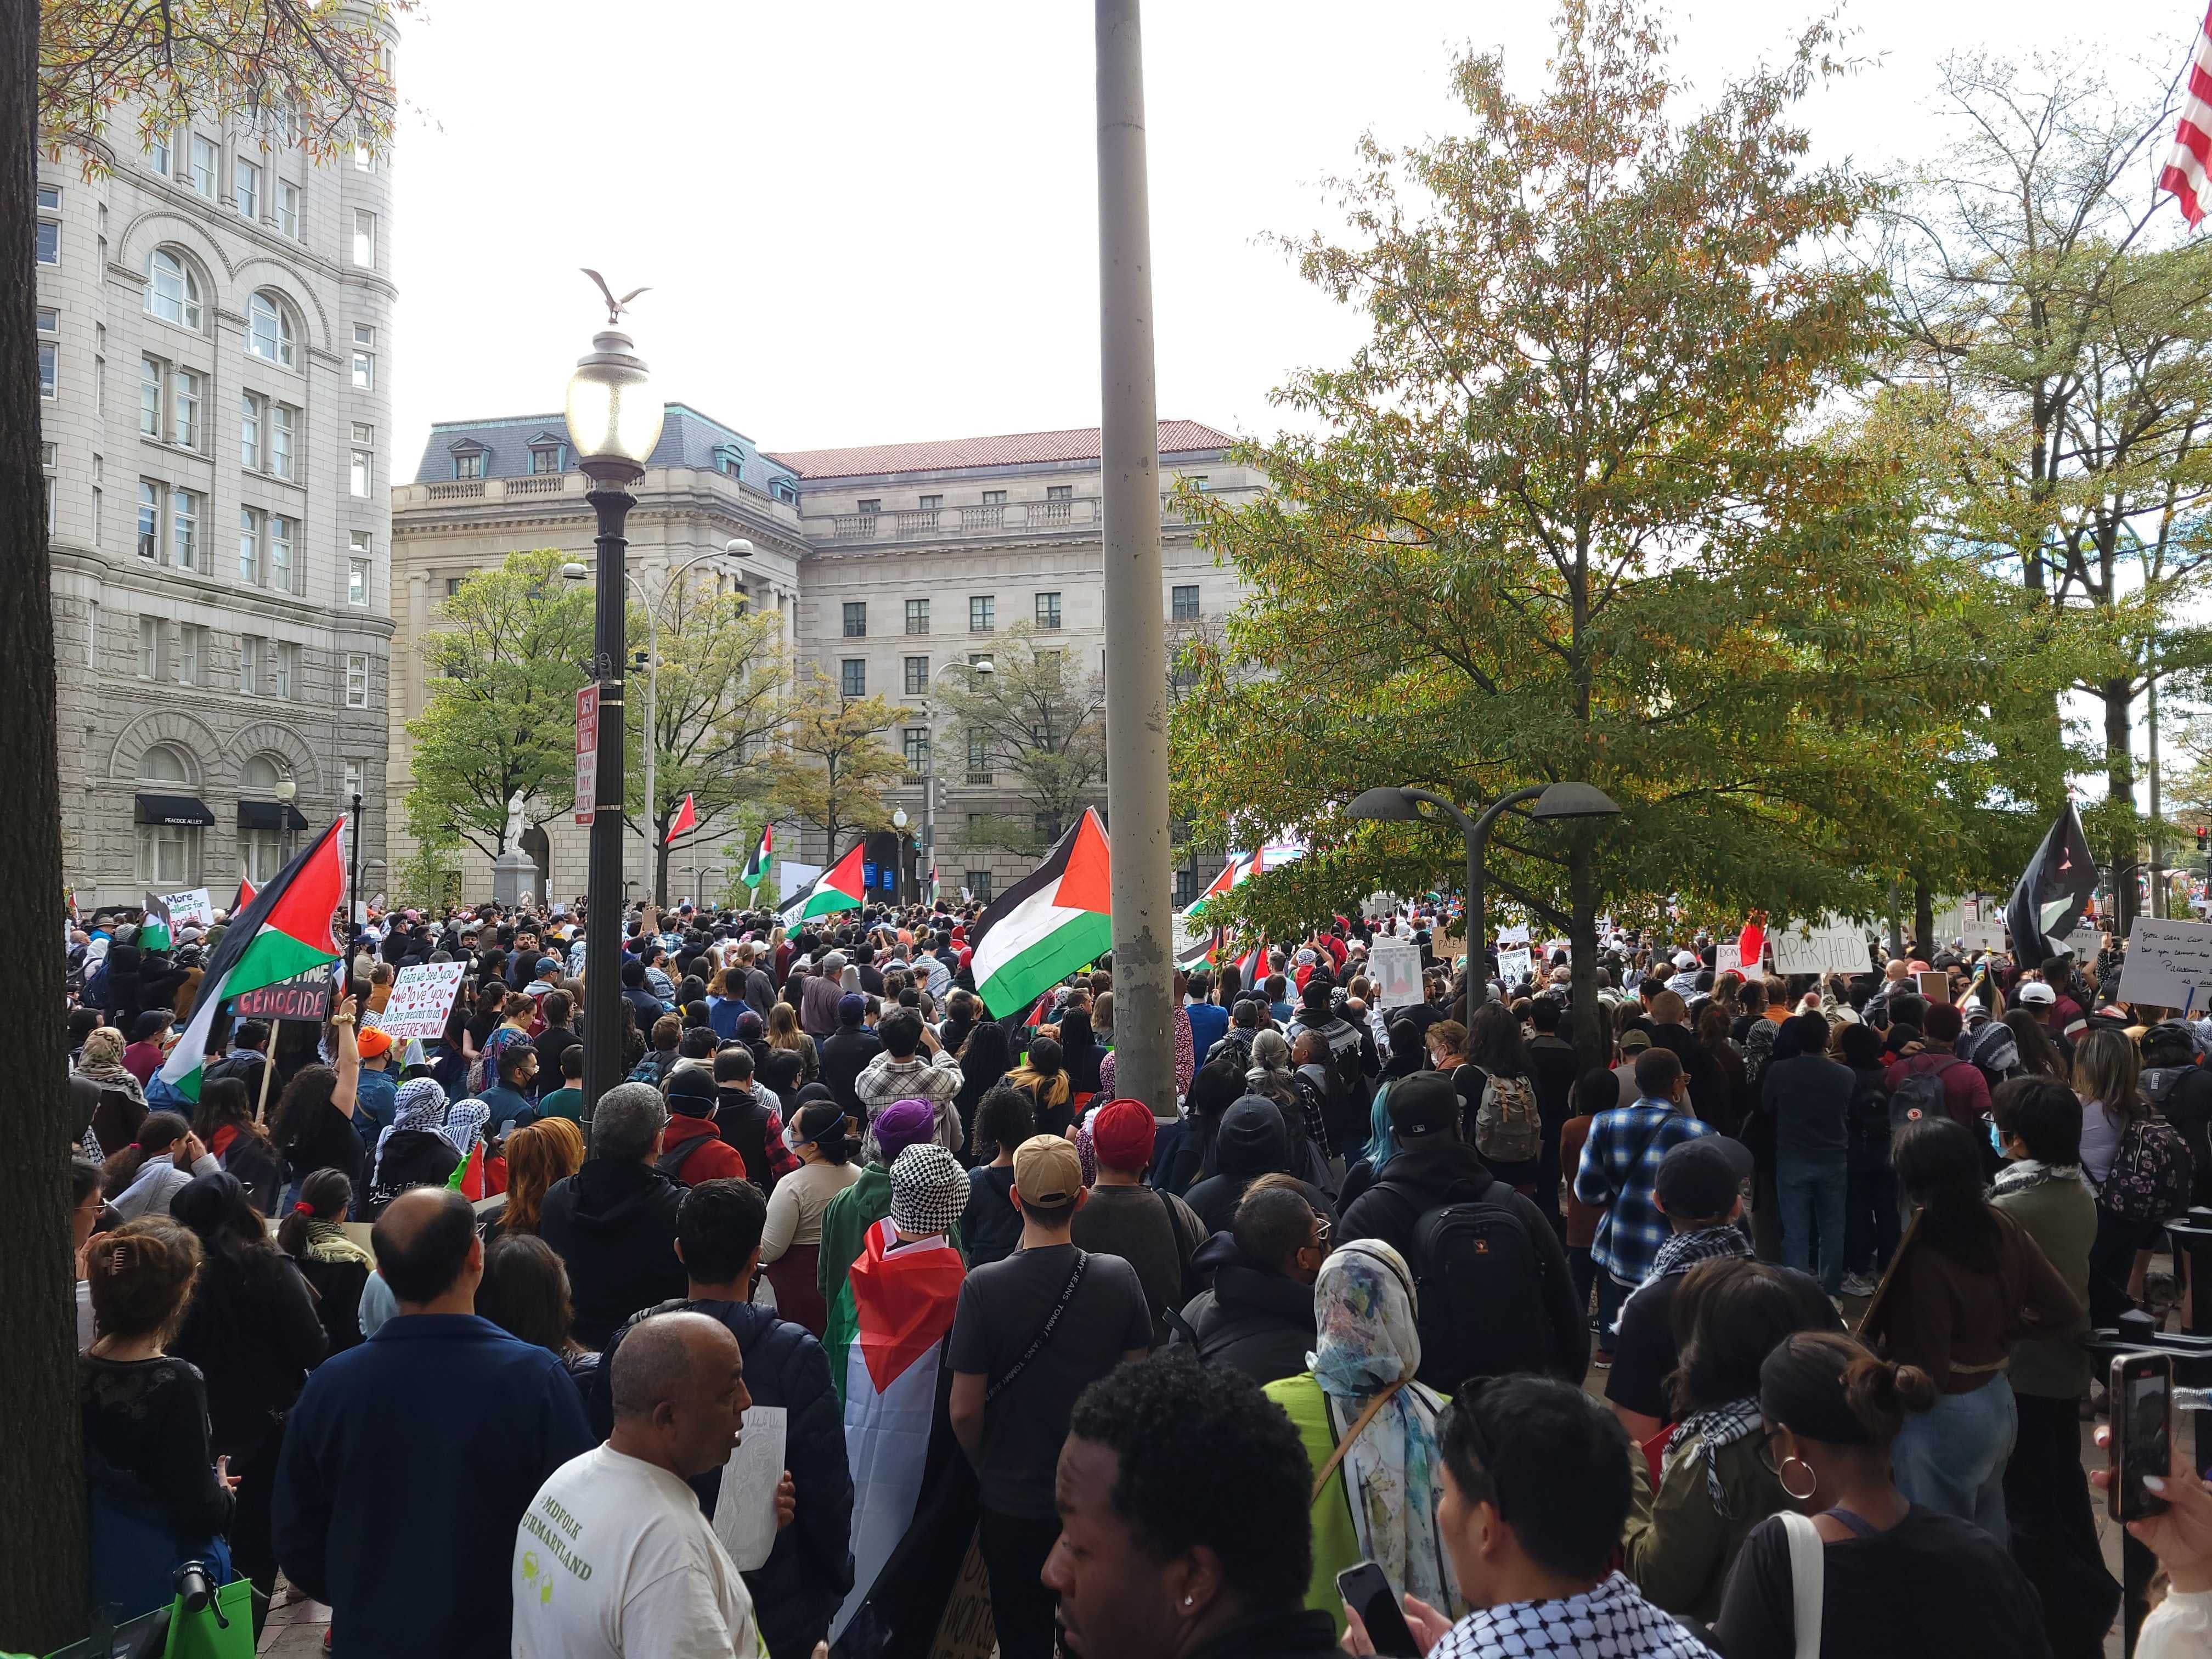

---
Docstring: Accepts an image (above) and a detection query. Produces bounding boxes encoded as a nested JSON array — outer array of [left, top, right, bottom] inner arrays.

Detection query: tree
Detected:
[[635, 582, 788, 905], [1172, 0, 2030, 1062], [404, 550, 599, 862], [764, 673, 904, 861], [933, 623, 1107, 857], [9, 0, 400, 1644], [1884, 53, 2212, 932]]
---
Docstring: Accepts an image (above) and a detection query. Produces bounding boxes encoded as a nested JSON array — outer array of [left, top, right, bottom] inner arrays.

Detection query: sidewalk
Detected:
[[257, 1582, 326, 1656]]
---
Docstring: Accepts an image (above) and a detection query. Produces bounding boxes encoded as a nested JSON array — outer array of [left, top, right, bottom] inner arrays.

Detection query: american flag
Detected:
[[2161, 2, 2212, 224]]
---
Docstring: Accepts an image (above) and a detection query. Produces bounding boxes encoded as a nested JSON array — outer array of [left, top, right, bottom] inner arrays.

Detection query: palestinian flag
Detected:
[[1182, 853, 1251, 920], [968, 809, 1113, 1017], [2005, 802, 2100, 964], [234, 875, 256, 914], [447, 1142, 485, 1200], [157, 821, 345, 1101], [1237, 939, 1270, 987], [740, 821, 774, 889], [663, 792, 697, 845], [782, 840, 866, 923], [826, 1217, 967, 1647], [1177, 926, 1222, 970], [140, 891, 174, 953]]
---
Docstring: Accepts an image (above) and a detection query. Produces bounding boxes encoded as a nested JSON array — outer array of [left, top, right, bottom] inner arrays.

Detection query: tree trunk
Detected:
[[1912, 877, 1933, 963], [0, 0, 89, 1637], [2106, 679, 2137, 936], [1567, 845, 1606, 1070], [654, 834, 669, 909]]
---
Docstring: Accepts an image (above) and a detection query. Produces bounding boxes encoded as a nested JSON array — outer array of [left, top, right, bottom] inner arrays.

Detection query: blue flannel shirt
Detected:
[[1573, 1098, 1714, 1287]]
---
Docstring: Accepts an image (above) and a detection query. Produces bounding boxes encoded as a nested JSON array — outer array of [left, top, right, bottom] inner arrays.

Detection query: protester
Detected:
[[947, 1133, 1153, 1659], [270, 996, 365, 1204], [1761, 1010, 1853, 1295], [1185, 1095, 1336, 1236], [961, 1084, 1034, 1269], [362, 1076, 464, 1216], [1836, 1021, 1899, 1298], [121, 1009, 172, 1086], [854, 1008, 962, 1151], [768, 999, 821, 1084], [2090, 1428, 2212, 1659], [662, 1067, 753, 1184], [816, 1095, 948, 1312], [758, 1096, 864, 1336], [105, 1111, 217, 1221], [537, 1081, 689, 1347], [1707, 1331, 2052, 1658], [276, 1169, 374, 1353], [1558, 1066, 1615, 1339], [1069, 1097, 1205, 1344], [489, 1115, 586, 1242], [712, 1044, 798, 1194], [1171, 1182, 1325, 1382], [1008, 1034, 1076, 1139], [949, 1021, 1014, 1163], [538, 1043, 586, 1122], [820, 994, 883, 1116]]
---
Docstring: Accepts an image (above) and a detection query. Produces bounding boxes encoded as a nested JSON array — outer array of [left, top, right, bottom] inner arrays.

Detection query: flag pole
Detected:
[[253, 1045, 276, 1127]]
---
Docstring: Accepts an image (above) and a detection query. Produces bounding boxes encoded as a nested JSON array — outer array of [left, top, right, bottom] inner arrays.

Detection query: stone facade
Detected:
[[39, 93, 396, 911], [387, 413, 1256, 910]]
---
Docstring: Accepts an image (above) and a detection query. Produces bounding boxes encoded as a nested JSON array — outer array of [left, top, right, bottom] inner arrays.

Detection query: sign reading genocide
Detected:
[[230, 967, 333, 1023]]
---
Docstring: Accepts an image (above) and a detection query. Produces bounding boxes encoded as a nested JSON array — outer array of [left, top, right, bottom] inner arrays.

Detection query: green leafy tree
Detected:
[[765, 673, 905, 860], [404, 551, 600, 861], [933, 623, 1107, 857]]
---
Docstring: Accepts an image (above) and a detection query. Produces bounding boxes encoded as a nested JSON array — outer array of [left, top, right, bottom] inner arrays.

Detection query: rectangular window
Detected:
[[905, 598, 929, 635], [345, 653, 369, 708], [966, 870, 993, 903], [36, 219, 58, 264], [238, 507, 262, 583], [531, 445, 562, 474], [1035, 591, 1061, 629], [240, 634, 263, 695], [856, 498, 881, 514], [353, 142, 374, 172], [1187, 476, 1211, 492], [981, 490, 1006, 506], [352, 209, 376, 267], [445, 577, 462, 596], [842, 601, 867, 637], [189, 135, 217, 197], [233, 159, 260, 218], [967, 726, 990, 771], [354, 324, 375, 346], [840, 658, 866, 697], [343, 760, 362, 800], [36, 307, 56, 333], [903, 728, 930, 771], [351, 350, 374, 390], [149, 131, 170, 174], [969, 651, 992, 672], [177, 624, 203, 686], [270, 404, 294, 479], [140, 357, 163, 438], [1046, 484, 1073, 501], [1171, 584, 1201, 622], [171, 368, 201, 449], [349, 557, 370, 606], [276, 180, 299, 239], [240, 392, 263, 468], [351, 420, 374, 444], [137, 823, 195, 885], [918, 494, 942, 510], [91, 484, 101, 544], [94, 353, 104, 418], [969, 595, 994, 633], [454, 452, 483, 480], [137, 617, 159, 680], [170, 488, 199, 570], [904, 655, 929, 696], [137, 481, 159, 560], [351, 448, 373, 497], [275, 642, 296, 700], [38, 341, 55, 398], [270, 515, 295, 591]]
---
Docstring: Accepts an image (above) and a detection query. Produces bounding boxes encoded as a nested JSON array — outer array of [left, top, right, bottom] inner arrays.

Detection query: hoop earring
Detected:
[[1780, 1455, 1818, 1503]]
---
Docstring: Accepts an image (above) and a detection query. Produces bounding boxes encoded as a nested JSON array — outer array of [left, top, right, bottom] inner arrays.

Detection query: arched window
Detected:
[[247, 291, 296, 367], [137, 743, 191, 783], [135, 743, 201, 884], [238, 753, 294, 882], [240, 754, 283, 792], [145, 247, 203, 331]]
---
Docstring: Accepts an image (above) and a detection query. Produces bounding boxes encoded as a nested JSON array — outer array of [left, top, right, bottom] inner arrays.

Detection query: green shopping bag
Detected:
[[159, 1578, 253, 1659]]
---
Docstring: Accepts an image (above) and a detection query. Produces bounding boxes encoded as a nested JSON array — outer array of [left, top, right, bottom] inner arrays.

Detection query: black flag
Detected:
[[2005, 802, 2098, 965]]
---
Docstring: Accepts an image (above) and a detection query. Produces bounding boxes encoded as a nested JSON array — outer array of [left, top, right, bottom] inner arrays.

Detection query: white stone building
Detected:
[[387, 413, 1259, 909], [39, 99, 396, 910]]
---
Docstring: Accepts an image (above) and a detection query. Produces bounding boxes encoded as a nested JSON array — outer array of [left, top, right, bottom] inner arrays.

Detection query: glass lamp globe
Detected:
[[565, 330, 664, 469]]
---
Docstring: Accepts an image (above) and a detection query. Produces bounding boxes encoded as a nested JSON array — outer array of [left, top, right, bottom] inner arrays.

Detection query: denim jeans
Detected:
[[1595, 1269, 1632, 1355], [1777, 1155, 1848, 1294], [1893, 1375, 2018, 1543], [1843, 1164, 1900, 1277]]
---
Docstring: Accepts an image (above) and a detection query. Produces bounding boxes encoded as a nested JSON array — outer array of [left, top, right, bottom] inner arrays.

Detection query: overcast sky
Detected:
[[386, 0, 2197, 480]]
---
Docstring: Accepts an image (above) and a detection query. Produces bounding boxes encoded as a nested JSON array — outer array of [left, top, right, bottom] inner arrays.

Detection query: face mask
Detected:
[[1989, 1121, 2007, 1158]]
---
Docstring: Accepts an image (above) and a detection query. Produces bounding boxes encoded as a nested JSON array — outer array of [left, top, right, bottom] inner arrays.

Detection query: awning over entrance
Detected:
[[238, 800, 309, 831], [136, 794, 215, 827]]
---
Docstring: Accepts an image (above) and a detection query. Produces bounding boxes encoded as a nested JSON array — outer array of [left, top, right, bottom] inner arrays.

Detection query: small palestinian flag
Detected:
[[447, 1141, 485, 1200], [741, 821, 774, 890], [157, 821, 345, 1102], [140, 891, 174, 953], [783, 840, 866, 923], [663, 792, 697, 845], [234, 875, 257, 914], [968, 809, 1112, 1017]]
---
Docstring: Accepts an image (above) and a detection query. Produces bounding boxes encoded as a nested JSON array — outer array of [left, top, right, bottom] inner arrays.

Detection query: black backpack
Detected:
[[1888, 1056, 1963, 1135], [1374, 1177, 1558, 1389]]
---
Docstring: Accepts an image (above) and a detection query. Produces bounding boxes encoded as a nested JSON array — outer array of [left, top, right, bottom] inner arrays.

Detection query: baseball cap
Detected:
[[2017, 981, 2056, 1006], [1386, 1072, 1458, 1139], [1618, 1028, 1652, 1053], [1090, 1097, 1156, 1172], [838, 993, 866, 1024], [1012, 1133, 1084, 1210], [535, 955, 561, 976], [1654, 1137, 1752, 1221], [1674, 951, 1698, 969]]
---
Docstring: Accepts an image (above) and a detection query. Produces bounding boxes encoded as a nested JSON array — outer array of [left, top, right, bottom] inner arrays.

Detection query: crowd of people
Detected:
[[53, 891, 2212, 1658]]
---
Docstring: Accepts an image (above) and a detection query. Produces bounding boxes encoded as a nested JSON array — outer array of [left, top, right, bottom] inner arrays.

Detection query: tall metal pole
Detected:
[[643, 601, 658, 908], [347, 791, 362, 946], [1096, 0, 1175, 1115], [2149, 635, 2165, 920], [582, 463, 637, 1118]]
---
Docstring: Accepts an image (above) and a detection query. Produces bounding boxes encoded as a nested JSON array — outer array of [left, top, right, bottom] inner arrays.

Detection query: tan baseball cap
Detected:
[[1012, 1133, 1083, 1210]]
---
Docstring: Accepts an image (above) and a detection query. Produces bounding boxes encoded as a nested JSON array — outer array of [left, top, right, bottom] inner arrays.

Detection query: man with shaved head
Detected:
[[512, 1311, 768, 1657], [274, 1187, 594, 1658]]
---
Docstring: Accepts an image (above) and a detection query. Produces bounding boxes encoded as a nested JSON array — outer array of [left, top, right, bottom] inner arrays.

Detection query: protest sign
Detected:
[[230, 967, 332, 1023], [1770, 917, 1869, 977], [780, 861, 822, 902], [1713, 944, 1746, 978], [1370, 938, 1424, 1008], [2064, 921, 2103, 961], [159, 887, 215, 930], [1496, 922, 1531, 947], [376, 961, 470, 1043], [2115, 918, 2212, 1012], [1497, 946, 1534, 987], [1961, 920, 2005, 953], [710, 1405, 787, 1572]]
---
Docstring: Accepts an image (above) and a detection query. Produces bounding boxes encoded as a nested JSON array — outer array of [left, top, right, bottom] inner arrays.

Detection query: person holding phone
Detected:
[[2092, 1421, 2212, 1658]]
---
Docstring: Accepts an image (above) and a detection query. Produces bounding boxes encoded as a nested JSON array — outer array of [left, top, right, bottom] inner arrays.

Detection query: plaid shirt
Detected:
[[1572, 1099, 1713, 1286]]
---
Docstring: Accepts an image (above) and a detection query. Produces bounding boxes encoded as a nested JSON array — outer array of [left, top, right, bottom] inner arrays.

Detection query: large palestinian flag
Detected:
[[157, 821, 345, 1101], [826, 1217, 966, 1647], [782, 840, 865, 923], [967, 809, 1113, 1017]]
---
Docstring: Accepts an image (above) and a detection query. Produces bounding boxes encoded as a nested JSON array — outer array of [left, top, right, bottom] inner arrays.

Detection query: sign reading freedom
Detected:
[[230, 967, 332, 1023]]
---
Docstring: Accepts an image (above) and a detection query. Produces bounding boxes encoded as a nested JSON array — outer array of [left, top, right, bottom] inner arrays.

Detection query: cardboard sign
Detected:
[[928, 1533, 996, 1659], [1370, 938, 1425, 1008], [2115, 917, 2212, 1011], [1961, 921, 2005, 953], [2065, 921, 2103, 961], [1496, 922, 1531, 947], [1770, 917, 1869, 977], [159, 887, 215, 930], [230, 967, 333, 1023], [1497, 946, 1534, 987], [1713, 944, 1747, 978], [709, 1405, 786, 1572], [1917, 970, 1952, 1005], [376, 961, 469, 1042]]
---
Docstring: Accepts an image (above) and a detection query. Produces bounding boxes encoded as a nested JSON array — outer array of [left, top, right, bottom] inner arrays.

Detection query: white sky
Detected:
[[387, 0, 2198, 477]]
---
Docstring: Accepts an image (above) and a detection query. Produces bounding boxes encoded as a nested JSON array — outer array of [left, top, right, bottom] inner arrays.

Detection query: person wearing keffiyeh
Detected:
[[362, 1079, 469, 1219], [1621, 1258, 1837, 1624]]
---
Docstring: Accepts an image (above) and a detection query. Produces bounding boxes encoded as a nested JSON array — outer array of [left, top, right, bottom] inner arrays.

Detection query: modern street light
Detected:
[[1347, 781, 1621, 1014], [566, 317, 664, 1115]]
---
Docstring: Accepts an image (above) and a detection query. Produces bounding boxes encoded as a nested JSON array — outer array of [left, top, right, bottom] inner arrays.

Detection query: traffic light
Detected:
[[2198, 826, 2208, 853]]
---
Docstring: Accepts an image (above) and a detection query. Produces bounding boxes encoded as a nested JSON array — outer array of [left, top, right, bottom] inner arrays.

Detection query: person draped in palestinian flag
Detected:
[[824, 1144, 977, 1655]]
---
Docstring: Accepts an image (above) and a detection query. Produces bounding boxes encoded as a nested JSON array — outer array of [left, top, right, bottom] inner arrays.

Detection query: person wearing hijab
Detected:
[[1263, 1239, 1463, 1638], [816, 1097, 958, 1314], [362, 1078, 462, 1218], [75, 1026, 150, 1151]]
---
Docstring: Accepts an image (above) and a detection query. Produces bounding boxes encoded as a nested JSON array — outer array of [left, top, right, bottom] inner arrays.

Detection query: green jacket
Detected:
[[1989, 1162, 2097, 1398], [815, 1161, 963, 1311], [1622, 1428, 1791, 1625], [1263, 1372, 1363, 1638]]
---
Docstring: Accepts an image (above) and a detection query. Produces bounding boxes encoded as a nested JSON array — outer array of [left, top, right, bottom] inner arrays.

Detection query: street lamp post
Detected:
[[566, 319, 665, 1115], [891, 807, 909, 905], [1347, 780, 1621, 1018]]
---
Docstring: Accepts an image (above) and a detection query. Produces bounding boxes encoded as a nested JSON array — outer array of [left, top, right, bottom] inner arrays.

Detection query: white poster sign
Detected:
[[1495, 922, 1531, 947], [376, 961, 470, 1042], [2064, 921, 2103, 961], [710, 1405, 787, 1572], [779, 860, 822, 902], [1960, 920, 2006, 953], [160, 887, 215, 929], [1370, 939, 1424, 1008], [1497, 946, 1534, 987], [2115, 917, 2212, 1011], [1770, 917, 1869, 977], [1713, 943, 1746, 978]]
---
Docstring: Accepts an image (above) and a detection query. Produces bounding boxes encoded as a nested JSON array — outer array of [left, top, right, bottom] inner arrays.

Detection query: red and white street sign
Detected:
[[574, 685, 599, 825]]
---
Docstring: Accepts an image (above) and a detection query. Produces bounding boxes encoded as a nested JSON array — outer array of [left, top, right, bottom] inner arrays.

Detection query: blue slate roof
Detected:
[[412, 404, 798, 495]]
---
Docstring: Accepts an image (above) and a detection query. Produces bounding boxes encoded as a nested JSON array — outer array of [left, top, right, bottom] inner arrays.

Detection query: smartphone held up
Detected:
[[2110, 1352, 2174, 1523]]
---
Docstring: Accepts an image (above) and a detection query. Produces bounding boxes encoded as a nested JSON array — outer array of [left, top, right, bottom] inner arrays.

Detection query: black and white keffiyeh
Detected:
[[1649, 1223, 1752, 1282], [1665, 1396, 1762, 1516], [1431, 1571, 1716, 1659]]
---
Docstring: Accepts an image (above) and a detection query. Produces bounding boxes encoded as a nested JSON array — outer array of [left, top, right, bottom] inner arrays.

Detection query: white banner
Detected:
[[2064, 921, 2103, 961], [160, 887, 214, 930], [1495, 922, 1531, 947], [2115, 917, 2212, 1011], [779, 860, 822, 902], [1370, 938, 1424, 1008], [376, 961, 470, 1042], [1770, 917, 1869, 976], [1960, 921, 2005, 953], [1497, 946, 1534, 988], [1713, 943, 1747, 978]]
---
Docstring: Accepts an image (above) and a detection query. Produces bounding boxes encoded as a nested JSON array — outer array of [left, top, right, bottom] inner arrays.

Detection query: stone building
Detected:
[[387, 411, 1258, 909], [38, 96, 396, 911]]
